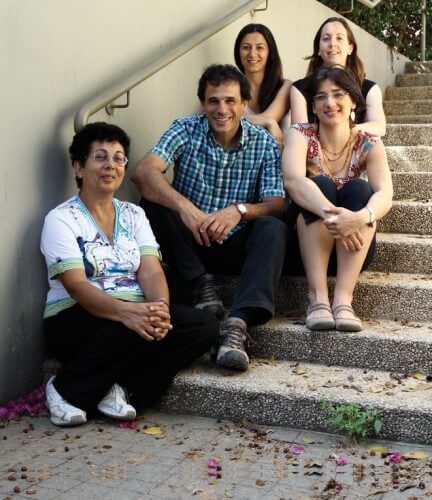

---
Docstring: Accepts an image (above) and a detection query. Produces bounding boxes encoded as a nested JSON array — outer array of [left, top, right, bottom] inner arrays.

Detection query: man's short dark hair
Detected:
[[69, 122, 130, 188], [197, 64, 251, 102]]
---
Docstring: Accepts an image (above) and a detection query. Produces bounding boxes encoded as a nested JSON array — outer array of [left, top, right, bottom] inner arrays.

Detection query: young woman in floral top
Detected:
[[283, 66, 392, 332]]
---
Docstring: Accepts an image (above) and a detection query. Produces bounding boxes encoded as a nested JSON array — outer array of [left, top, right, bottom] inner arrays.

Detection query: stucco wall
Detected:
[[0, 0, 409, 404]]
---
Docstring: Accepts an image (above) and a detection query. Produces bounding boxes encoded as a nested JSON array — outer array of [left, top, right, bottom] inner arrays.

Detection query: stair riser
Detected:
[[220, 277, 432, 321], [387, 115, 432, 124], [384, 101, 432, 115], [161, 380, 432, 443], [392, 172, 432, 199], [379, 204, 432, 235], [386, 87, 432, 100], [384, 126, 432, 146], [396, 73, 432, 87], [386, 146, 432, 172], [406, 61, 432, 74], [249, 326, 432, 373], [370, 238, 432, 274]]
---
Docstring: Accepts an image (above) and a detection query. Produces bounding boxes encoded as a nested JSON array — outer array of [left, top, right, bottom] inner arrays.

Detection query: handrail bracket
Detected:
[[105, 91, 130, 116]]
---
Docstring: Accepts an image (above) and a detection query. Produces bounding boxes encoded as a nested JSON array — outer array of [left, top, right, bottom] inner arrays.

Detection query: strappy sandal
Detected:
[[305, 303, 335, 331], [333, 305, 363, 332]]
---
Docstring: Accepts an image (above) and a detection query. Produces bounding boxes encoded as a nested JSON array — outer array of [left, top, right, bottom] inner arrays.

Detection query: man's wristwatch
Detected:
[[235, 203, 248, 219], [365, 205, 376, 227]]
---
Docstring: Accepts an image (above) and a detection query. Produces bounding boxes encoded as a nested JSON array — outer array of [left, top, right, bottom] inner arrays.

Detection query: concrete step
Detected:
[[406, 61, 432, 73], [384, 124, 432, 146], [387, 115, 432, 124], [386, 146, 432, 172], [220, 272, 432, 322], [392, 171, 432, 200], [248, 318, 432, 373], [396, 73, 432, 87], [371, 233, 432, 274], [386, 86, 432, 101], [379, 200, 432, 234], [161, 358, 432, 443], [384, 99, 432, 116]]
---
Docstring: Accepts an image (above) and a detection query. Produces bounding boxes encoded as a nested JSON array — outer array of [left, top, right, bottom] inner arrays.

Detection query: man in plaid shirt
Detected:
[[132, 64, 287, 372]]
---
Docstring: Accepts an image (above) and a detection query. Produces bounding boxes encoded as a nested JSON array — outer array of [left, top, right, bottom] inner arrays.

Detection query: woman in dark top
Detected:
[[290, 17, 386, 136], [234, 23, 291, 148]]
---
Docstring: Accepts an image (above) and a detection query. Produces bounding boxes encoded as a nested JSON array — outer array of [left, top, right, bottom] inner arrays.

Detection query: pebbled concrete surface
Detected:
[[3, 410, 432, 499], [386, 146, 432, 172], [161, 359, 432, 443]]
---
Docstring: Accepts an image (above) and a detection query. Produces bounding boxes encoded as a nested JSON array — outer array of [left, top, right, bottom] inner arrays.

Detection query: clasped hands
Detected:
[[323, 206, 368, 252], [180, 204, 242, 246], [119, 298, 172, 342]]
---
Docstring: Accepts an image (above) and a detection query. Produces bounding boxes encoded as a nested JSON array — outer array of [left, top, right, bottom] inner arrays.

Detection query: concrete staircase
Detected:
[[161, 61, 432, 444]]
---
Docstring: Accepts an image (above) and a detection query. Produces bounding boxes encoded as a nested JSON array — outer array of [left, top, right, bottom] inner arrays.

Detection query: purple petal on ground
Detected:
[[336, 457, 348, 466], [290, 444, 305, 455], [389, 453, 402, 463]]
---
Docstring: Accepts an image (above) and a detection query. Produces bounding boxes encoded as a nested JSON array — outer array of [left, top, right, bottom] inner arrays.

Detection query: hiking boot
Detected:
[[216, 317, 249, 371], [97, 384, 136, 421], [45, 376, 87, 427], [192, 273, 225, 320]]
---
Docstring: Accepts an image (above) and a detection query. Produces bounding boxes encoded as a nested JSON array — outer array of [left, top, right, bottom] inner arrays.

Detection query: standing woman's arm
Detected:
[[355, 84, 386, 136], [289, 85, 309, 124], [244, 79, 292, 148]]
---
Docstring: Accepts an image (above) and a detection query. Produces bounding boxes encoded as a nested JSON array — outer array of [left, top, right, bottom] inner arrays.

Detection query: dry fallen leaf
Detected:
[[412, 372, 426, 381], [304, 460, 323, 468], [367, 446, 387, 455], [143, 426, 163, 436], [367, 488, 390, 496], [403, 451, 428, 460], [293, 367, 307, 375], [256, 479, 266, 486], [369, 386, 383, 394], [302, 436, 316, 445], [411, 383, 432, 392]]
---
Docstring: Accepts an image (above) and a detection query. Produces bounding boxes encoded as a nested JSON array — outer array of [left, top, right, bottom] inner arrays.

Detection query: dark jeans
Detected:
[[283, 176, 376, 276], [44, 303, 219, 413], [141, 199, 288, 326]]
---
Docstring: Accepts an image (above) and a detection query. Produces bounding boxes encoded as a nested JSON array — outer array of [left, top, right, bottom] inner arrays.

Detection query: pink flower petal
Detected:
[[336, 457, 348, 466], [290, 444, 305, 455], [389, 453, 402, 463]]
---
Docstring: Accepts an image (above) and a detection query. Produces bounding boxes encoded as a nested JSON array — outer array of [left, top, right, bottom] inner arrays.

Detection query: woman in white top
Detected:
[[234, 23, 292, 147], [41, 122, 218, 426]]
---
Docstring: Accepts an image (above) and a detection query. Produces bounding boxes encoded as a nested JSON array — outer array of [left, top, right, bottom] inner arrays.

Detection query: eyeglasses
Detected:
[[85, 149, 128, 166], [313, 90, 350, 103]]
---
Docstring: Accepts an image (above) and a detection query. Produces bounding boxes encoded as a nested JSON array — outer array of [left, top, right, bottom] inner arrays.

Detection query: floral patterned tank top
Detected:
[[292, 123, 379, 190]]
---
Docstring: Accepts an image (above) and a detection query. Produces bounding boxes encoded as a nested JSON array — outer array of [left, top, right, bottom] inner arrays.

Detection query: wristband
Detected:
[[365, 205, 376, 227]]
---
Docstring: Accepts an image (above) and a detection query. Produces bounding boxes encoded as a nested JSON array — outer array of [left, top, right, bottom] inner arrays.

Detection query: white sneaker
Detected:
[[97, 384, 136, 421], [45, 376, 87, 427]]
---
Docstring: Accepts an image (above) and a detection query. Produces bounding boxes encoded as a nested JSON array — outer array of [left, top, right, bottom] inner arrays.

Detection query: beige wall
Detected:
[[0, 0, 408, 403]]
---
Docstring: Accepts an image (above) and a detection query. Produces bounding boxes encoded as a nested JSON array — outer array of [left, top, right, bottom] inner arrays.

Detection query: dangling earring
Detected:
[[350, 109, 356, 122]]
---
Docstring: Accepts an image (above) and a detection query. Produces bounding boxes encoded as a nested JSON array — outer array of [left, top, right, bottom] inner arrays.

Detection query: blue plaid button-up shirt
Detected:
[[149, 114, 284, 235]]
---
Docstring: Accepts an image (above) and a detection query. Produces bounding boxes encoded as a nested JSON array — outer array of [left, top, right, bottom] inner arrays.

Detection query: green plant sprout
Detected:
[[321, 400, 383, 441]]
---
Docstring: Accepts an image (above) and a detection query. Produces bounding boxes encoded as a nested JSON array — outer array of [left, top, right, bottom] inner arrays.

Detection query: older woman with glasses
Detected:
[[283, 67, 392, 332], [41, 122, 218, 426]]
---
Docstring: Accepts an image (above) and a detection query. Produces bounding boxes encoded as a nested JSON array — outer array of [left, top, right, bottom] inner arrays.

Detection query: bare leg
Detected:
[[333, 226, 376, 319], [297, 215, 334, 321]]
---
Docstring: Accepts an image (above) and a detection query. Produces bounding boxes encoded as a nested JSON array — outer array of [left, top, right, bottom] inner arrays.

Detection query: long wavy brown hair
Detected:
[[306, 17, 366, 86], [234, 23, 284, 112]]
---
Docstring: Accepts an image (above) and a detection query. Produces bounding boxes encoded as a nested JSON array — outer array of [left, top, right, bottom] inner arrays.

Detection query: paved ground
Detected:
[[2, 410, 432, 499]]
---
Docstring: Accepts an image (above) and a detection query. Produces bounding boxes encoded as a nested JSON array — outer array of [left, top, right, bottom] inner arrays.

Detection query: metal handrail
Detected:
[[74, 0, 265, 131], [421, 0, 427, 61]]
